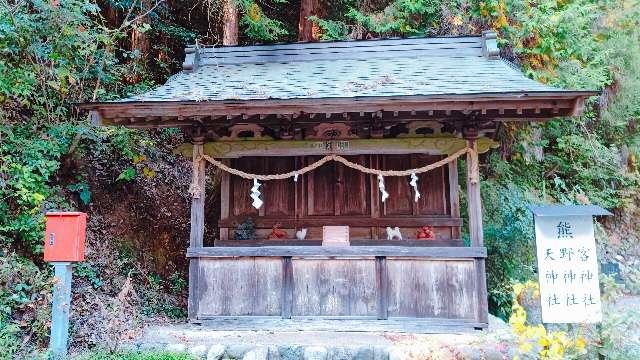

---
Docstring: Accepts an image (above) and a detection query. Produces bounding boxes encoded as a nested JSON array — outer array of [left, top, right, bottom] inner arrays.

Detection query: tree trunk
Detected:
[[131, 0, 151, 56], [223, 0, 239, 45], [298, 0, 323, 42]]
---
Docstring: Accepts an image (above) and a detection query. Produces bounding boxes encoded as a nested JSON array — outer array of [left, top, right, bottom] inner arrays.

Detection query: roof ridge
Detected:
[[184, 36, 496, 70]]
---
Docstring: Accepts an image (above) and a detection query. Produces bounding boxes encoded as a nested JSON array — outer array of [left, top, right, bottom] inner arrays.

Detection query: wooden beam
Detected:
[[376, 257, 388, 320], [175, 137, 499, 159], [188, 139, 206, 321], [281, 257, 293, 319], [187, 246, 487, 258]]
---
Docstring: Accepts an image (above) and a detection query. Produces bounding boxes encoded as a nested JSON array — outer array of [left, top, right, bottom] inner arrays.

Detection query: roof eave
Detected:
[[78, 91, 598, 128]]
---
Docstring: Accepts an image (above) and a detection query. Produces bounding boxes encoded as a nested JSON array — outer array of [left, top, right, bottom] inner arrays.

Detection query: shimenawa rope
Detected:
[[189, 147, 476, 198]]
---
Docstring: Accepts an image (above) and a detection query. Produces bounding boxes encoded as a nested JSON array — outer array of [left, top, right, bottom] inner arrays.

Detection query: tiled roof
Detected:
[[119, 32, 573, 103]]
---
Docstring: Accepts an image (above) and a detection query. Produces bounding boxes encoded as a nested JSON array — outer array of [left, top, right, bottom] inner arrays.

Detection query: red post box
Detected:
[[44, 212, 87, 262]]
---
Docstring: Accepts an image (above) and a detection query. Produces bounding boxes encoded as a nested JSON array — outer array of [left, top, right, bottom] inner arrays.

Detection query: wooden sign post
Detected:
[[530, 205, 611, 323]]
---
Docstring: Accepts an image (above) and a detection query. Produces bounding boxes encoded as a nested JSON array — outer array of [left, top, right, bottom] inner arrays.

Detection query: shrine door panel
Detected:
[[306, 156, 336, 216], [413, 154, 448, 216], [337, 155, 370, 216], [382, 155, 413, 216], [230, 157, 263, 217], [262, 157, 296, 217]]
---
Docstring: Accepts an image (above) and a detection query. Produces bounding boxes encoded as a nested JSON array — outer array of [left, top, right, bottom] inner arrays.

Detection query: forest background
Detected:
[[1, 0, 639, 356]]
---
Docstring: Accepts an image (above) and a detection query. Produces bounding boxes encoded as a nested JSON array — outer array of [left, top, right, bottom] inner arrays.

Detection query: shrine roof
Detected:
[[78, 32, 597, 127], [528, 205, 613, 217]]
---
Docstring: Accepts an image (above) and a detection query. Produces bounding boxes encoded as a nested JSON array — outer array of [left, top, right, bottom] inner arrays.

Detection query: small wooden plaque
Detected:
[[322, 226, 350, 246]]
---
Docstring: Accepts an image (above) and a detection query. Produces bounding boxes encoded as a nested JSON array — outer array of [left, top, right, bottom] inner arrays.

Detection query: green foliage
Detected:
[[237, 0, 289, 42], [168, 272, 187, 296], [308, 16, 349, 40], [0, 320, 21, 360], [79, 350, 195, 360], [0, 251, 52, 353], [347, 0, 442, 36], [481, 177, 537, 320], [68, 181, 92, 205], [141, 273, 187, 319], [593, 307, 640, 359], [117, 167, 138, 182], [76, 262, 104, 289], [0, 123, 76, 253], [509, 281, 640, 359]]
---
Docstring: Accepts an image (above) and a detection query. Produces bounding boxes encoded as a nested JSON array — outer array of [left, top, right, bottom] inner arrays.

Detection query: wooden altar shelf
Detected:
[[186, 246, 486, 258]]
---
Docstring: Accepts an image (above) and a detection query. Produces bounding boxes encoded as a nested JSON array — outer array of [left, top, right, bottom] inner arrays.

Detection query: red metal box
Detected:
[[44, 212, 87, 262]]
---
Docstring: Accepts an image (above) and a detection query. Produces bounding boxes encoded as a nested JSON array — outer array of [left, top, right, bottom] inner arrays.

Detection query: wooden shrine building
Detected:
[[80, 32, 595, 331]]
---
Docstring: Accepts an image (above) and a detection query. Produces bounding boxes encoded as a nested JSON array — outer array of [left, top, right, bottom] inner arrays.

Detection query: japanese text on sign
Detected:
[[535, 215, 602, 323]]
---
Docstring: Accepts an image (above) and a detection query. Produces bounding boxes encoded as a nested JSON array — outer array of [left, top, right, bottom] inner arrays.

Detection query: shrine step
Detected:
[[125, 315, 512, 360]]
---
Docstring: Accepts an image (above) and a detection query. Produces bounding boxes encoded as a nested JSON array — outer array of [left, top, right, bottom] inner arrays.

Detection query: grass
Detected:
[[76, 350, 195, 360]]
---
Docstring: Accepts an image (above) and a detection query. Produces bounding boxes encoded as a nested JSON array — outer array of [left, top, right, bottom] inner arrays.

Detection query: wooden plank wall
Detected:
[[198, 258, 283, 316], [386, 258, 477, 319], [196, 256, 480, 323], [292, 259, 378, 317], [220, 154, 460, 243]]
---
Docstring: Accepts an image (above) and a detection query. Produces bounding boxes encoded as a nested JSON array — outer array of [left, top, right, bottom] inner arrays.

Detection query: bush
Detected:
[[0, 250, 53, 355], [481, 178, 537, 320]]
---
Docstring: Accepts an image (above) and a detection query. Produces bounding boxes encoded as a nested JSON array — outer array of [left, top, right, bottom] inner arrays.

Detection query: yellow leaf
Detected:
[[142, 167, 156, 178], [132, 155, 146, 164]]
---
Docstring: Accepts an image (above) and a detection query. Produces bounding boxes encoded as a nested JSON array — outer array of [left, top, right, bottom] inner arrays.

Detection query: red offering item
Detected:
[[267, 223, 287, 239], [44, 212, 87, 262], [417, 226, 435, 240]]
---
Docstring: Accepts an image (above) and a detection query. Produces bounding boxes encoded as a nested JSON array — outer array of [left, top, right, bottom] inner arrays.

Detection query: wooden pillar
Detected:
[[188, 138, 206, 321], [217, 160, 230, 243], [465, 137, 489, 326], [466, 139, 483, 246], [448, 159, 460, 239]]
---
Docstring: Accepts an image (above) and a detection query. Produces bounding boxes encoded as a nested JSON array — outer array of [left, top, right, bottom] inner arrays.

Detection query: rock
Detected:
[[488, 314, 510, 332], [303, 346, 327, 360], [387, 346, 406, 360], [267, 345, 281, 360], [354, 346, 373, 360], [371, 346, 389, 360], [207, 344, 226, 360], [244, 346, 269, 360], [166, 343, 187, 352], [226, 344, 254, 359], [189, 344, 208, 358], [136, 341, 163, 351], [278, 345, 304, 360], [327, 347, 357, 360]]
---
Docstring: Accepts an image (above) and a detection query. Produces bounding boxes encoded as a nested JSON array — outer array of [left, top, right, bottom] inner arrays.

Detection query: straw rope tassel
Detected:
[[409, 173, 420, 202], [250, 178, 263, 209], [377, 175, 389, 203]]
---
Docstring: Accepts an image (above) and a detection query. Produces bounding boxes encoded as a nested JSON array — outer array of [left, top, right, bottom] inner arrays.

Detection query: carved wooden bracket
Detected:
[[306, 123, 359, 140], [221, 123, 272, 140]]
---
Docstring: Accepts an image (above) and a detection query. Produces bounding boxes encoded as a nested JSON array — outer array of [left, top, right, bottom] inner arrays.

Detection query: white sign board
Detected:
[[535, 215, 602, 323]]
